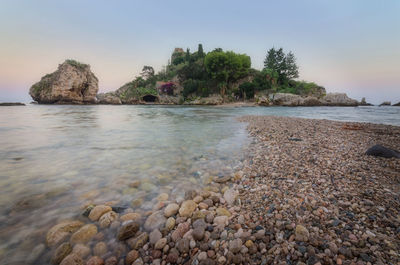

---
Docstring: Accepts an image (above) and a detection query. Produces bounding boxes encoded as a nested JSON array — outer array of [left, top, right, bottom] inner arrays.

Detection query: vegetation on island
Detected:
[[114, 44, 325, 103]]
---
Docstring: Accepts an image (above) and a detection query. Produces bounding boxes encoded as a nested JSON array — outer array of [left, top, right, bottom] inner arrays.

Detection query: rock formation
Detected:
[[393, 102, 400, 106], [0, 102, 25, 106], [321, 93, 359, 106], [267, 92, 358, 107], [359, 97, 373, 106], [96, 93, 122, 105], [379, 101, 391, 106], [29, 60, 98, 104]]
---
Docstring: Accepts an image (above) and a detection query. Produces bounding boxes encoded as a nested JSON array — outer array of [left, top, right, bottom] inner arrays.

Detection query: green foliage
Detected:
[[185, 48, 191, 62], [239, 82, 256, 99], [115, 44, 322, 102], [172, 56, 185, 65], [31, 73, 54, 95], [182, 79, 209, 98], [197, 44, 204, 58], [276, 86, 297, 94], [65, 59, 88, 70], [204, 50, 251, 85], [263, 48, 298, 85], [140, 66, 155, 80]]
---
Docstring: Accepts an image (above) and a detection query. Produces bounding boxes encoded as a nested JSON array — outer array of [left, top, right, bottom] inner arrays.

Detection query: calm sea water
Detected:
[[0, 105, 399, 263]]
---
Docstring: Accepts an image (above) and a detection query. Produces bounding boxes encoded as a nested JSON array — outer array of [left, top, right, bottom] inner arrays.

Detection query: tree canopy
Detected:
[[263, 48, 299, 85]]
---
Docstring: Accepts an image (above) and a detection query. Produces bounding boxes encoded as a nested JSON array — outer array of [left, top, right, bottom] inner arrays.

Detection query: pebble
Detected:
[[89, 205, 112, 221], [46, 221, 84, 247], [164, 203, 179, 217], [99, 211, 118, 228], [295, 225, 309, 242], [86, 256, 104, 265], [165, 217, 176, 231], [127, 232, 148, 249], [149, 229, 162, 245], [144, 211, 166, 231], [126, 250, 139, 264], [117, 222, 140, 241], [216, 207, 231, 217], [154, 238, 167, 250], [51, 242, 72, 265], [70, 224, 98, 244], [179, 200, 197, 217], [72, 244, 90, 258], [198, 251, 207, 261], [192, 226, 205, 241], [120, 213, 141, 222], [229, 239, 242, 254], [93, 241, 107, 256], [59, 253, 83, 265]]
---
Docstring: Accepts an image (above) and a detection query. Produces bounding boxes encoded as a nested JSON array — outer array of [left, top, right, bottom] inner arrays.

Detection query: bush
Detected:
[[160, 82, 175, 95], [65, 59, 88, 70], [239, 82, 256, 99]]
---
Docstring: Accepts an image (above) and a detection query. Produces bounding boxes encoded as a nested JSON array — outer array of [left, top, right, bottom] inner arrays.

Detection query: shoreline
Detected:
[[8, 101, 400, 107], [2, 116, 400, 264], [234, 116, 400, 264]]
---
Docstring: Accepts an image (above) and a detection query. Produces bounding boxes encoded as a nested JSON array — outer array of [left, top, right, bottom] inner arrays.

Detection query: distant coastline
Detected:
[[26, 45, 398, 107]]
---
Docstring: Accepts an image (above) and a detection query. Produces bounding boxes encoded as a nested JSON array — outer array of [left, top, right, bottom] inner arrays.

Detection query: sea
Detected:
[[0, 105, 399, 264]]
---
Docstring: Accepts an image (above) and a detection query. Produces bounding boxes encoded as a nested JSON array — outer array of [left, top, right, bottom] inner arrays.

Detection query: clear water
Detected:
[[0, 105, 399, 263]]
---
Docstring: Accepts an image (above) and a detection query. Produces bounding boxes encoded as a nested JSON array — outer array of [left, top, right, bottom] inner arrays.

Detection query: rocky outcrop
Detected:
[[183, 94, 223, 105], [29, 60, 98, 104], [96, 93, 122, 105], [271, 93, 304, 106], [270, 93, 322, 106], [393, 102, 400, 106], [158, 95, 181, 104], [379, 101, 391, 106], [264, 92, 359, 107], [359, 97, 373, 106], [0, 102, 25, 106], [321, 93, 359, 106]]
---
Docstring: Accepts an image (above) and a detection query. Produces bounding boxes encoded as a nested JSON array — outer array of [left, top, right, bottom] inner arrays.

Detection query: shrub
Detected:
[[65, 59, 88, 70], [160, 82, 175, 95], [239, 82, 256, 99]]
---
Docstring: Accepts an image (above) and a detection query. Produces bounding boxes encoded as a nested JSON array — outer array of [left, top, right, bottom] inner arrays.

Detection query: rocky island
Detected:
[[29, 60, 99, 104], [30, 46, 369, 106]]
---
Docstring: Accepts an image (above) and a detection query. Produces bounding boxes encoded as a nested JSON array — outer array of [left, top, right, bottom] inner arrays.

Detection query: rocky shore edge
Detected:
[[27, 116, 399, 265]]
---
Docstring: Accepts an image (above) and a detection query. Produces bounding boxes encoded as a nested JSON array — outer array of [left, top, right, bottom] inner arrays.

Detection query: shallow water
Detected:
[[0, 105, 399, 263]]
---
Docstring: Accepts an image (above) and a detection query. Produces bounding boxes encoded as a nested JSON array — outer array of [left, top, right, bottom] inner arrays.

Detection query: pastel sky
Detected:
[[0, 0, 399, 104]]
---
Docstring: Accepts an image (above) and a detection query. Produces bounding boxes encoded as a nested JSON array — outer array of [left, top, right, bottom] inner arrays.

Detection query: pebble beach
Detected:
[[10, 115, 400, 265]]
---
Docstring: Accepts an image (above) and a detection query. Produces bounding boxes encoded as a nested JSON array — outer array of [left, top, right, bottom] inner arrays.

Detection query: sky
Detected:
[[0, 0, 399, 104]]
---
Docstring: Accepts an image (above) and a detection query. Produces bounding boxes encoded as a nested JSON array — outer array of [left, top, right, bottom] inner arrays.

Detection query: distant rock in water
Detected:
[[29, 59, 98, 104], [366, 144, 400, 158], [0, 102, 25, 106], [379, 101, 391, 106], [359, 97, 373, 106], [394, 102, 400, 106]]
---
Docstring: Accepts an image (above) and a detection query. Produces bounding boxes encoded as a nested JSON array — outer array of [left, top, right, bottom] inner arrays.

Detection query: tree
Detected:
[[204, 50, 251, 96], [140, 65, 154, 80], [263, 48, 298, 85], [198, 44, 204, 58], [283, 51, 299, 80], [185, 48, 191, 62]]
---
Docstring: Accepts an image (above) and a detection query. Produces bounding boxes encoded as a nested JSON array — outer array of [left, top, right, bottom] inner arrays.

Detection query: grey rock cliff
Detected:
[[29, 60, 98, 104]]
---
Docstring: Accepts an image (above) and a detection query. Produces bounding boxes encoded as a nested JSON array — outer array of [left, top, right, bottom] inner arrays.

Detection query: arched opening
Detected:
[[142, 95, 157, 103]]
